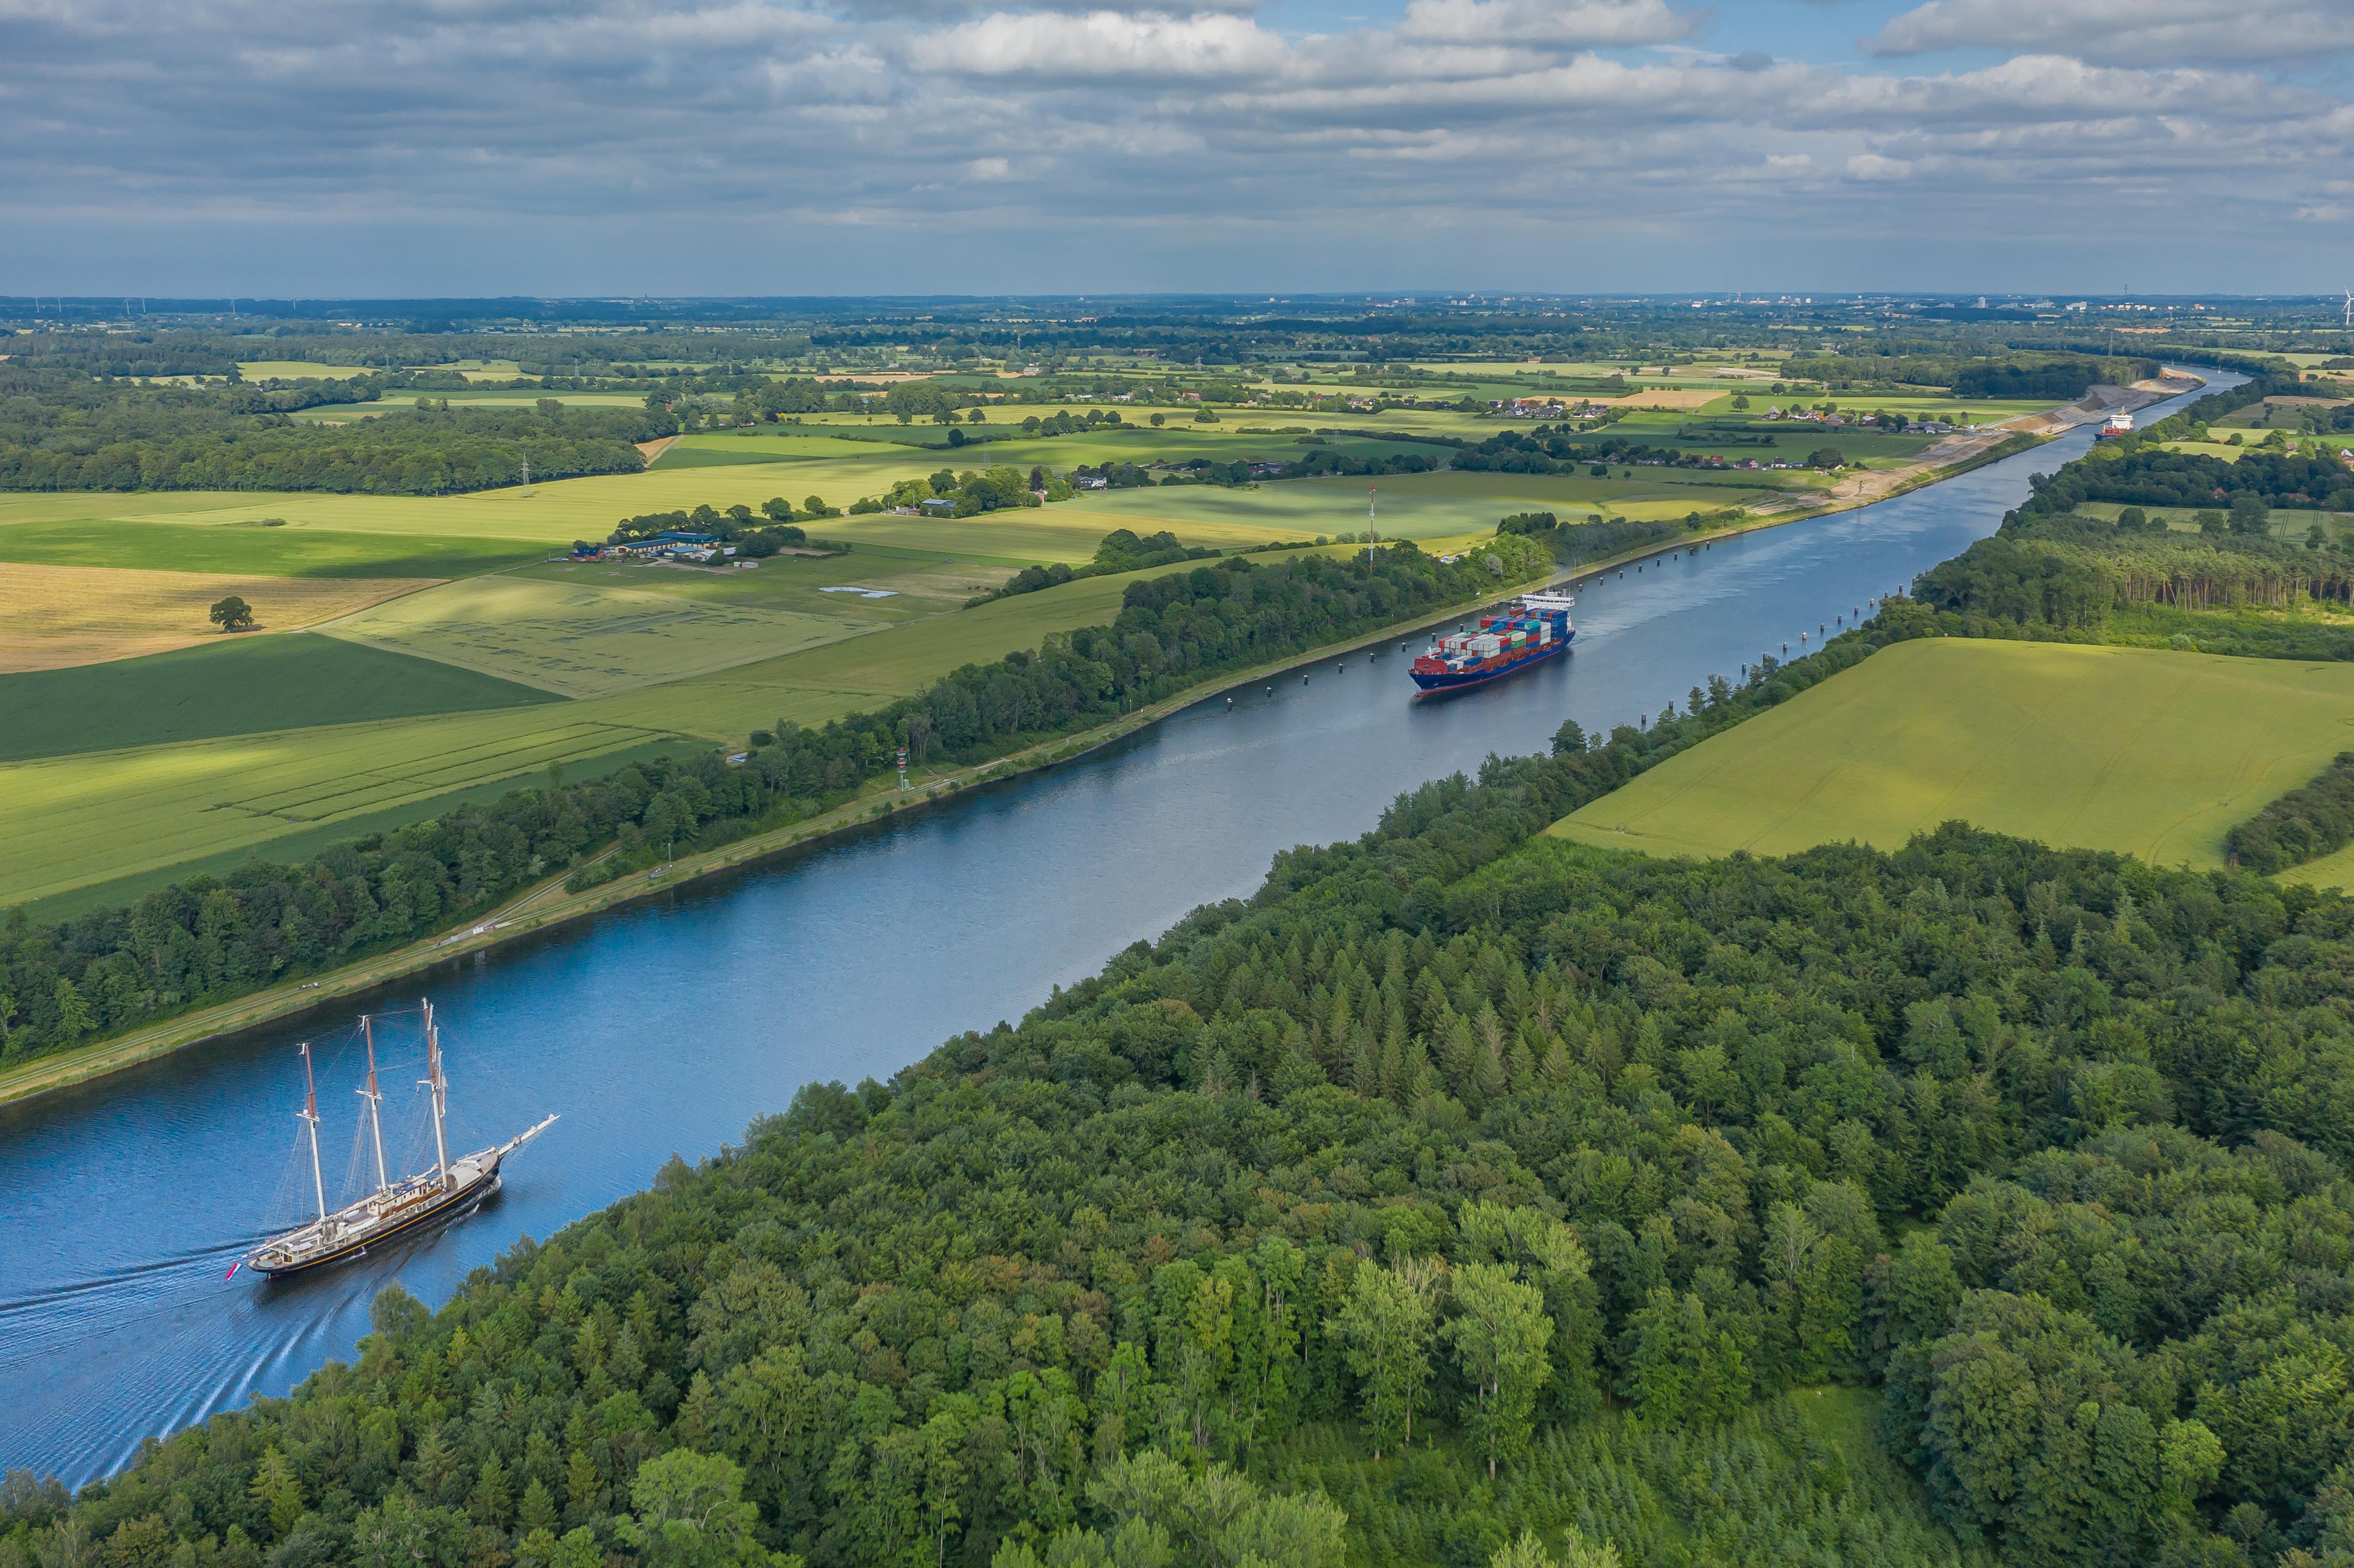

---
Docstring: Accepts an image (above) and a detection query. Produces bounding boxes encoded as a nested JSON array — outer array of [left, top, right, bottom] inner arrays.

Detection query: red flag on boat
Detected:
[[225, 1260, 240, 1281]]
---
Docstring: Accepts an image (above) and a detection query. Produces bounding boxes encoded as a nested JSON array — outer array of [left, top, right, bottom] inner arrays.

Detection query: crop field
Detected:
[[514, 552, 1012, 617], [0, 563, 438, 671], [1072, 470, 1786, 543], [0, 633, 556, 762], [1550, 638, 2354, 875], [0, 706, 692, 908], [320, 573, 895, 697], [233, 361, 371, 380], [0, 553, 1222, 908], [0, 516, 550, 578]]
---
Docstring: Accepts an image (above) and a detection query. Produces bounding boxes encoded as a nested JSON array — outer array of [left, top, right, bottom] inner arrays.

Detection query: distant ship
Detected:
[[2097, 411, 2134, 439], [1411, 592, 1575, 694], [241, 1002, 555, 1280]]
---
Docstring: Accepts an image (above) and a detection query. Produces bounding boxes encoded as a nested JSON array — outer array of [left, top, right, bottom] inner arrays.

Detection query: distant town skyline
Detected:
[[6, 0, 2349, 296]]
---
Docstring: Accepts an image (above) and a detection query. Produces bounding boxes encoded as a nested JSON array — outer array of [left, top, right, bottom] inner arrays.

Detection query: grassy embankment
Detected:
[[1550, 636, 2354, 885]]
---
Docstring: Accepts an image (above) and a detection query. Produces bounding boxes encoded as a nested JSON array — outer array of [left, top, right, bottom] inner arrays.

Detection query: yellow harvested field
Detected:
[[234, 361, 372, 380], [1589, 389, 1725, 410], [0, 564, 437, 673], [320, 574, 885, 698]]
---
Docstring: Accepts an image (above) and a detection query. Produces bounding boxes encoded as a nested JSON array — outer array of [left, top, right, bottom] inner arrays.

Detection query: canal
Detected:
[[0, 373, 2232, 1483]]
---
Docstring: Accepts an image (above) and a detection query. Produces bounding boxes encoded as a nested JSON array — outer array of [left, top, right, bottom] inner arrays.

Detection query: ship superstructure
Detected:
[[1410, 592, 1575, 693], [243, 1003, 555, 1280]]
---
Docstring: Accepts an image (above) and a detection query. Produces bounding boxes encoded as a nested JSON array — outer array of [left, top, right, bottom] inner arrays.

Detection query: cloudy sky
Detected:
[[5, 0, 2350, 296]]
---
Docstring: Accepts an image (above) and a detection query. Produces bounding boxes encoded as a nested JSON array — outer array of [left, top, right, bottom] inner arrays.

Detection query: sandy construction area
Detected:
[[0, 564, 438, 673]]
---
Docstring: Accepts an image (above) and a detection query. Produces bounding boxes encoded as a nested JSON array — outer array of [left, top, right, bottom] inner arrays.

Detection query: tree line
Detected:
[[22, 593, 2354, 1567], [978, 531, 1223, 605], [1776, 351, 2161, 398], [2225, 751, 2354, 874], [0, 374, 674, 493]]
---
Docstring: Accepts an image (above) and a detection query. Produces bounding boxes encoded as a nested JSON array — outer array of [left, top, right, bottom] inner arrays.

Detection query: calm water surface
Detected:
[[0, 374, 2231, 1482]]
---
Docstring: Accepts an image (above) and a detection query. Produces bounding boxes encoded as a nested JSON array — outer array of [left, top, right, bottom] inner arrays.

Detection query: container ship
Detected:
[[239, 1002, 555, 1281], [1410, 591, 1575, 694]]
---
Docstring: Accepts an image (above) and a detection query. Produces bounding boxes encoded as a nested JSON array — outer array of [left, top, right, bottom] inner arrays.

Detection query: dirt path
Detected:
[[633, 435, 679, 466]]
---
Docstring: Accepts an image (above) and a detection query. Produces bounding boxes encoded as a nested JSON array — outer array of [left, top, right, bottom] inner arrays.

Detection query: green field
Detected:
[[321, 571, 910, 697], [0, 554, 1235, 909], [0, 517, 552, 577], [0, 705, 693, 907], [1551, 638, 2354, 877], [0, 634, 557, 762], [1071, 470, 1784, 542]]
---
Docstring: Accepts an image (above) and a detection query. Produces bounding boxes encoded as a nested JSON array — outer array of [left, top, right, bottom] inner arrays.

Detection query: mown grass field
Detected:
[[0, 563, 437, 671], [0, 706, 690, 908], [321, 573, 899, 697], [1550, 638, 2354, 878]]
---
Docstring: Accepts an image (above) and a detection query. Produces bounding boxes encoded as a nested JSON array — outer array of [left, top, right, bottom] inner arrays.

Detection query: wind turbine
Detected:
[[2344, 288, 2351, 329]]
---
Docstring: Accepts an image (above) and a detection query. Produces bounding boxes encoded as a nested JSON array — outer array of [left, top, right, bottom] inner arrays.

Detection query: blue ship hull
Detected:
[[1410, 631, 1572, 693]]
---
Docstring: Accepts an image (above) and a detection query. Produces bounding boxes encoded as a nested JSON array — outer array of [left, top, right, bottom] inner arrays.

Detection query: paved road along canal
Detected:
[[0, 374, 2232, 1483]]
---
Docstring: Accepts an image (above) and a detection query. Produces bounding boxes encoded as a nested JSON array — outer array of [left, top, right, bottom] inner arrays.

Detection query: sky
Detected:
[[4, 0, 2351, 298]]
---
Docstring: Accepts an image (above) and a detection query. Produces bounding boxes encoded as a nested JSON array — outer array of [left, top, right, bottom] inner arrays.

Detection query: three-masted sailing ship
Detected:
[[242, 1001, 556, 1280]]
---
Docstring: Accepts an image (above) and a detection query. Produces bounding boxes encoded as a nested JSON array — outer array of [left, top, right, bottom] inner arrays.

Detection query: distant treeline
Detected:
[[0, 543, 1546, 1071], [0, 372, 673, 493], [1778, 350, 2162, 397]]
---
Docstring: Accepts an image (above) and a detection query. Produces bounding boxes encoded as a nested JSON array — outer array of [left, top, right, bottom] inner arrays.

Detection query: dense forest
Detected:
[[20, 602, 2354, 1565], [0, 540, 1548, 1071], [0, 371, 671, 493]]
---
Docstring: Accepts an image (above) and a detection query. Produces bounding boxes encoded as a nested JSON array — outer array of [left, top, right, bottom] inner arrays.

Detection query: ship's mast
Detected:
[[358, 1016, 389, 1194], [298, 1042, 327, 1223], [422, 1001, 449, 1188]]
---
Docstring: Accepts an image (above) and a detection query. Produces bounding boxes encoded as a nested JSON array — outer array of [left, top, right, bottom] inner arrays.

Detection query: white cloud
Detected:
[[907, 9, 1285, 79], [1, 0, 2349, 290], [1867, 0, 2354, 67], [1845, 153, 1912, 180], [1393, 0, 1695, 48]]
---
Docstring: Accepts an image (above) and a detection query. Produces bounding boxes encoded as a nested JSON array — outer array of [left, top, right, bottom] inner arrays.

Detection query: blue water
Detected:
[[0, 373, 2234, 1483]]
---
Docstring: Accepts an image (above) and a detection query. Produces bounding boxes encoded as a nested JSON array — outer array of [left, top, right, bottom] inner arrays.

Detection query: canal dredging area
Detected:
[[0, 376, 2215, 1112]]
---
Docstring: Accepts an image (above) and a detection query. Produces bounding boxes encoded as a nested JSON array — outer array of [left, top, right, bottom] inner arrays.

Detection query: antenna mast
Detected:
[[421, 1000, 449, 1187], [298, 1043, 327, 1223], [1368, 484, 1377, 562], [358, 1016, 388, 1193]]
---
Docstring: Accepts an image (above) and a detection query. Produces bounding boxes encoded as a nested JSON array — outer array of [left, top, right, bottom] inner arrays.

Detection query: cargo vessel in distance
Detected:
[[242, 1002, 554, 1281], [1410, 591, 1575, 694]]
